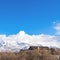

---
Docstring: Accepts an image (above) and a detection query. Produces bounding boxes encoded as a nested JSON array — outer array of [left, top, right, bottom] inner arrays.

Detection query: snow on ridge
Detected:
[[0, 31, 60, 52]]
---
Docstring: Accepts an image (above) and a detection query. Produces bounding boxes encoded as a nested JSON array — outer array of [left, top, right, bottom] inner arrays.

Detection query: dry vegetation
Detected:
[[0, 46, 60, 60]]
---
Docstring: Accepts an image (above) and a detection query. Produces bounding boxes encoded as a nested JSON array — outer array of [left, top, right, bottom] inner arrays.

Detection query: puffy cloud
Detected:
[[54, 22, 60, 35], [0, 31, 60, 52]]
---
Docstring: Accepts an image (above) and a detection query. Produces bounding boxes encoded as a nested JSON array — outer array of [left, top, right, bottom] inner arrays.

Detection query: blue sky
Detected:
[[0, 0, 60, 35]]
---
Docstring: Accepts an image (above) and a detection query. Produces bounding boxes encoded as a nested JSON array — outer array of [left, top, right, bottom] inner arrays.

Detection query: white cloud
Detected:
[[54, 22, 60, 35], [0, 31, 60, 52]]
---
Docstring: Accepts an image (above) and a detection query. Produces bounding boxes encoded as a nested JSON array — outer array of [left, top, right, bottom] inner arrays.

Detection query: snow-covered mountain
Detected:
[[0, 31, 60, 52], [0, 40, 30, 52]]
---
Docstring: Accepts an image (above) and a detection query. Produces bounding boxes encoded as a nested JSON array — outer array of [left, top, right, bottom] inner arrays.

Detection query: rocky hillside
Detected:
[[0, 46, 60, 60]]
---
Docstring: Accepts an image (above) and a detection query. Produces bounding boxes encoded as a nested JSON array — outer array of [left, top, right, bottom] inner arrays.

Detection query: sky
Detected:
[[0, 0, 60, 35], [0, 0, 60, 52]]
